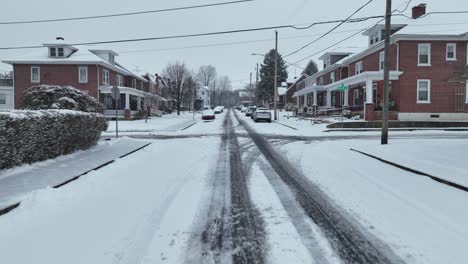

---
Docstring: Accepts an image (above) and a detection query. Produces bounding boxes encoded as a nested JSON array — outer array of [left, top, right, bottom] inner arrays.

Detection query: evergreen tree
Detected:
[[258, 49, 288, 103], [302, 60, 318, 76]]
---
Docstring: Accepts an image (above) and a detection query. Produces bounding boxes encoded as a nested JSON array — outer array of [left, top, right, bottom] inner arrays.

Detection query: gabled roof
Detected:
[[286, 74, 308, 92], [2, 44, 147, 82]]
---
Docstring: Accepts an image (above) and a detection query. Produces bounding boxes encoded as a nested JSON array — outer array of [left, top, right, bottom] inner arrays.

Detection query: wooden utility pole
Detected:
[[381, 0, 392, 145], [255, 63, 259, 104], [274, 30, 278, 120], [249, 72, 253, 102]]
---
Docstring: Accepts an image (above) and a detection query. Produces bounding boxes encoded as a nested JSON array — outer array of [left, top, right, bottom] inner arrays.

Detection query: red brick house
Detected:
[[295, 16, 468, 121], [2, 40, 165, 118]]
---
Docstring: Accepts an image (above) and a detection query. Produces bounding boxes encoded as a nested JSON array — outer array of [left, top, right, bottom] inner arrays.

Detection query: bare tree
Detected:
[[162, 62, 193, 115], [196, 65, 217, 87], [216, 75, 233, 106]]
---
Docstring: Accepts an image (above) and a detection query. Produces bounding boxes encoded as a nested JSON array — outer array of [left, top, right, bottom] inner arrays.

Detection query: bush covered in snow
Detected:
[[23, 85, 105, 113], [0, 110, 108, 169]]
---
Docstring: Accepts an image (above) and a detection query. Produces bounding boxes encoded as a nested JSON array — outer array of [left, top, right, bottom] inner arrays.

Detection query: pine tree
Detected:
[[258, 49, 288, 103], [302, 60, 319, 76]]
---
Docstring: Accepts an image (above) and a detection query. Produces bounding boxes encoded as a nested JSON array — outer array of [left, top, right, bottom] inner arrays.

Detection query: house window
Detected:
[[417, 79, 431, 103], [140, 81, 144, 90], [379, 51, 385, 70], [117, 75, 124, 86], [0, 94, 6, 105], [355, 61, 363, 75], [49, 47, 65, 58], [318, 76, 324, 85], [446, 43, 456, 61], [465, 80, 468, 103], [418, 43, 431, 66], [330, 72, 335, 83], [31, 66, 40, 83], [132, 79, 137, 88], [79, 66, 88, 83], [103, 69, 110, 85], [353, 89, 360, 106]]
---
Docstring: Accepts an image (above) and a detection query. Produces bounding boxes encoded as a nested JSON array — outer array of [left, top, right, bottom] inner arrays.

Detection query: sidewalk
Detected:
[[0, 138, 150, 210]]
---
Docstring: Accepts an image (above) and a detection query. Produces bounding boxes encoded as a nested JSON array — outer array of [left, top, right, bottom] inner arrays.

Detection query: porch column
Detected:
[[344, 90, 349, 107], [313, 90, 318, 106], [365, 79, 375, 121], [125, 93, 130, 109], [365, 79, 373, 103], [303, 95, 308, 107], [137, 96, 142, 110], [296, 96, 300, 108], [326, 90, 332, 108]]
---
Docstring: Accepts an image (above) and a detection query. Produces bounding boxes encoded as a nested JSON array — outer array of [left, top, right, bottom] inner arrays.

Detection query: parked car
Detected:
[[202, 106, 215, 120], [214, 106, 223, 114], [241, 106, 248, 113], [245, 106, 256, 117], [253, 107, 272, 122]]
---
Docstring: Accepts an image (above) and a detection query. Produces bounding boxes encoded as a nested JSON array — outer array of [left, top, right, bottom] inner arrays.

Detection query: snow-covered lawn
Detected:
[[235, 109, 468, 138], [356, 139, 468, 187], [0, 137, 221, 264], [0, 138, 149, 209], [279, 138, 468, 264], [105, 111, 199, 133]]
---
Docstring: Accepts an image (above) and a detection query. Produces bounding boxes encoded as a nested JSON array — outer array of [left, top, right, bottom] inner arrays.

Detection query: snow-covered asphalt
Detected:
[[0, 109, 467, 264]]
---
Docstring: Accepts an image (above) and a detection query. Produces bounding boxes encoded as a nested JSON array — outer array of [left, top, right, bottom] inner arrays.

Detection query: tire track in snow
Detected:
[[234, 110, 405, 264], [185, 110, 266, 264]]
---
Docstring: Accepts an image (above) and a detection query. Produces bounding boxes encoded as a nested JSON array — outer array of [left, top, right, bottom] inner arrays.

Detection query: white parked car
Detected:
[[202, 106, 215, 120], [214, 106, 223, 114], [241, 107, 248, 113], [253, 108, 272, 122]]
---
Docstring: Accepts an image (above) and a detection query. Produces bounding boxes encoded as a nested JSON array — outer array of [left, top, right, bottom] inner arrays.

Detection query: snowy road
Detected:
[[0, 109, 467, 263]]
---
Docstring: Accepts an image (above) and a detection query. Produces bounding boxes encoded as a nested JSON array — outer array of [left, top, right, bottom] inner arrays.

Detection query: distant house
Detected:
[[0, 72, 13, 110], [2, 40, 162, 119], [195, 86, 210, 110], [295, 9, 468, 121]]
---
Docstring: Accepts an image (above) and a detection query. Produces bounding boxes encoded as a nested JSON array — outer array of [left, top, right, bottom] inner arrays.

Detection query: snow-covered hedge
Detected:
[[23, 85, 105, 113], [0, 110, 108, 169]]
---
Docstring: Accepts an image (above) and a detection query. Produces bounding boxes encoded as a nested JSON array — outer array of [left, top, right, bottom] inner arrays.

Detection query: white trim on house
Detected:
[[418, 43, 431, 66], [31, 66, 40, 83], [417, 79, 431, 103], [78, 66, 88, 83], [330, 71, 335, 83], [446, 43, 457, 61]]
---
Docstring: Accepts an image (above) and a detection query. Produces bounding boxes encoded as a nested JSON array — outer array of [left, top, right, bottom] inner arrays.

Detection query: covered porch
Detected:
[[99, 86, 167, 119], [294, 71, 402, 120]]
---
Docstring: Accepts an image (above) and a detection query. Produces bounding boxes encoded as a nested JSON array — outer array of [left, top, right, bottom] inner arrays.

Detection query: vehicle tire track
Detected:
[[186, 110, 266, 264], [233, 110, 404, 264]]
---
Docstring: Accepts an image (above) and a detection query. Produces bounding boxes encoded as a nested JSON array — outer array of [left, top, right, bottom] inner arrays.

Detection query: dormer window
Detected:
[[109, 55, 115, 64], [50, 47, 65, 58]]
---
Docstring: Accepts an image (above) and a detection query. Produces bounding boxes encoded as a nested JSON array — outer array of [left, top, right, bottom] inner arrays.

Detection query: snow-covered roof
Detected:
[[2, 44, 146, 82], [277, 87, 287, 96]]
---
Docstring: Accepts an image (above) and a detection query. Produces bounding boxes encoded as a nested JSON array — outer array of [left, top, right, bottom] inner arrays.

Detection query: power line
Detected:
[[0, 15, 387, 51], [0, 0, 254, 25], [284, 0, 375, 58]]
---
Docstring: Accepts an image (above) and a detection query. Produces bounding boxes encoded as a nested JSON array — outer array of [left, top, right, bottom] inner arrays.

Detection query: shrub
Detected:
[[22, 85, 105, 113], [0, 110, 108, 169]]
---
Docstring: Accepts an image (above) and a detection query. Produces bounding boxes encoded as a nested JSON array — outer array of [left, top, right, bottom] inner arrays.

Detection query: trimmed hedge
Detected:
[[0, 110, 108, 169], [23, 85, 105, 113]]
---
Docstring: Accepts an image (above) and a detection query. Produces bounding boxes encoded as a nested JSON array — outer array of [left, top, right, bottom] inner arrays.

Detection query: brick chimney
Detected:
[[412, 4, 427, 19]]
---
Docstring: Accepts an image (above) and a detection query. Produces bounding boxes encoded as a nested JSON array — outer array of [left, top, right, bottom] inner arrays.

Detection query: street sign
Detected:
[[337, 85, 348, 91], [111, 86, 120, 100]]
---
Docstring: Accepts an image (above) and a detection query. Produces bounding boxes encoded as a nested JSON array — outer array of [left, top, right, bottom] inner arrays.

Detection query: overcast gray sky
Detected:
[[1, 0, 466, 89]]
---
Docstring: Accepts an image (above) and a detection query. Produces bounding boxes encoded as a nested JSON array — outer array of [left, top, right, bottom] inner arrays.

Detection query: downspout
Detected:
[[96, 64, 100, 100], [12, 68, 15, 109], [395, 42, 400, 71]]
